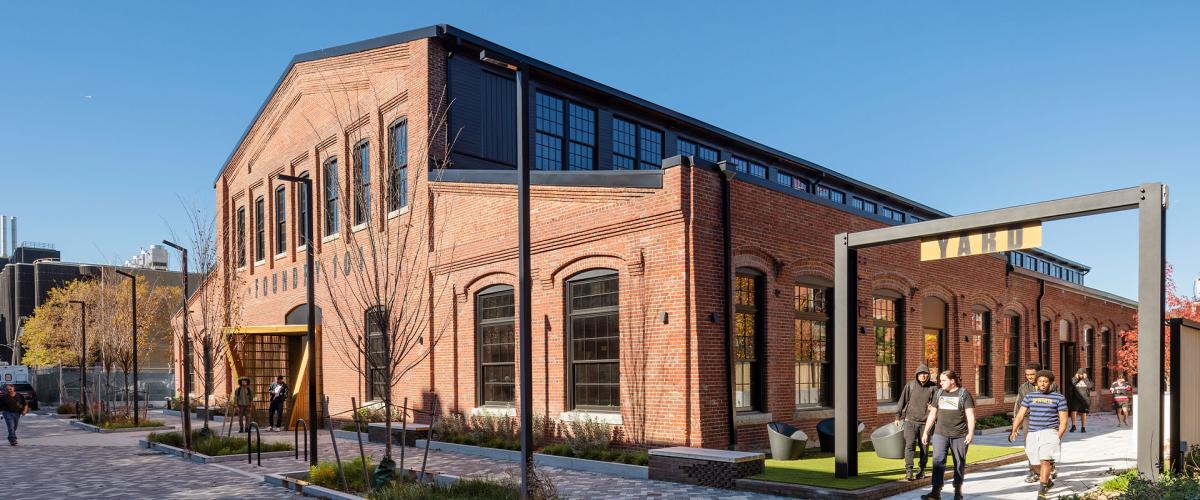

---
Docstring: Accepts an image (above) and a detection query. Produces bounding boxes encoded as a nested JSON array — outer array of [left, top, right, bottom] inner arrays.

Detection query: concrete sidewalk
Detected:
[[887, 412, 1133, 499]]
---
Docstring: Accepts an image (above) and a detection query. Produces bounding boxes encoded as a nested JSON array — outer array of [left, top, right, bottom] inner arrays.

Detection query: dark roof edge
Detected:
[[1011, 267, 1136, 309], [1023, 247, 1091, 272]]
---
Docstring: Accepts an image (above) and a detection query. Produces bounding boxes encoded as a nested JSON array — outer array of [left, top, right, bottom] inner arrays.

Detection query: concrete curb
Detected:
[[415, 439, 650, 479], [975, 426, 1012, 436], [70, 420, 172, 433], [331, 429, 370, 442], [138, 439, 296, 464], [263, 468, 465, 499]]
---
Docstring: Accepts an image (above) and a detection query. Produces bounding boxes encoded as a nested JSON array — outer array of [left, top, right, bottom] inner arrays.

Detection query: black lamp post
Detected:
[[278, 172, 318, 466], [479, 49, 532, 499], [162, 239, 193, 451], [68, 300, 87, 416], [113, 269, 139, 426]]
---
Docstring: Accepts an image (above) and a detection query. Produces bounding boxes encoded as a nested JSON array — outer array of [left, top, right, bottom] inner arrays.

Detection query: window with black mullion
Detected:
[[534, 91, 595, 171], [612, 116, 662, 170], [477, 286, 515, 406], [567, 271, 620, 411]]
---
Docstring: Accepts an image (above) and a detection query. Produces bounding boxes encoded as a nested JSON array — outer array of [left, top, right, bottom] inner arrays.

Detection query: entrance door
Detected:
[[924, 328, 942, 379], [1060, 342, 1078, 389]]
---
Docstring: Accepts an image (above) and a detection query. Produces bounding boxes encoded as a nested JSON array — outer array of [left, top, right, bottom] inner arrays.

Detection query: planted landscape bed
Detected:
[[142, 430, 294, 463], [265, 457, 519, 500], [71, 415, 169, 433]]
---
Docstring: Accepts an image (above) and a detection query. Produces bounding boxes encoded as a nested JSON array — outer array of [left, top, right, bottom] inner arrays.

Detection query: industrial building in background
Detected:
[[124, 245, 170, 271]]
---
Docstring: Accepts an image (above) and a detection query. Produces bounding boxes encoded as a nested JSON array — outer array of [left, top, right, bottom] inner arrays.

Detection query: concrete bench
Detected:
[[648, 447, 765, 489], [366, 422, 431, 446]]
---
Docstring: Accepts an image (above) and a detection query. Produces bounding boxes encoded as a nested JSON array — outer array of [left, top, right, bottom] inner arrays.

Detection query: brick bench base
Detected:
[[648, 447, 765, 489]]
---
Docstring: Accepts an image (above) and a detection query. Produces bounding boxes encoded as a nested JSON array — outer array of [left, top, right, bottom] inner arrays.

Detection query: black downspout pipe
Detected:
[[1036, 279, 1046, 369], [717, 161, 737, 450]]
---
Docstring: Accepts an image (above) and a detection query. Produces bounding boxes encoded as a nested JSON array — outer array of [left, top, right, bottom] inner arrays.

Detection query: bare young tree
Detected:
[[307, 73, 461, 464], [173, 201, 247, 433]]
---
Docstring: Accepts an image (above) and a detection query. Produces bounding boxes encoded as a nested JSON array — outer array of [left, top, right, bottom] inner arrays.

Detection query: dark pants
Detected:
[[2, 411, 20, 444], [903, 420, 929, 472], [931, 434, 968, 493], [237, 405, 250, 430], [268, 399, 285, 428]]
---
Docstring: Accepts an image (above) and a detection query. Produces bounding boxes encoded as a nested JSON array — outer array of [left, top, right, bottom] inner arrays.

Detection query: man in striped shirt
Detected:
[[1009, 370, 1068, 499]]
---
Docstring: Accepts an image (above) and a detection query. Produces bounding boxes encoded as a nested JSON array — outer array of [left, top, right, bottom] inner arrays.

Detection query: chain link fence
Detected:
[[31, 366, 175, 408]]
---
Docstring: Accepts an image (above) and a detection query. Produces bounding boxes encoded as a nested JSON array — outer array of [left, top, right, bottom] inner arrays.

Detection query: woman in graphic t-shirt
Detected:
[[920, 370, 976, 500], [1068, 368, 1093, 433]]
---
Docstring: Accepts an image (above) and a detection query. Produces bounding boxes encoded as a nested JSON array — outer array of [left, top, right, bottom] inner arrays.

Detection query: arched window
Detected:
[[922, 297, 947, 379], [365, 306, 388, 401], [795, 280, 831, 407], [972, 306, 992, 398], [874, 292, 903, 401], [477, 285, 515, 406], [274, 185, 287, 255], [353, 140, 371, 226], [734, 267, 764, 411], [1004, 313, 1021, 395], [1083, 326, 1095, 381], [1101, 327, 1112, 387], [323, 158, 339, 236], [566, 269, 620, 410]]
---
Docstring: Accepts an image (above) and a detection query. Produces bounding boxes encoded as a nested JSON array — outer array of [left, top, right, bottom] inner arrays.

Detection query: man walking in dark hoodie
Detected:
[[896, 363, 937, 481]]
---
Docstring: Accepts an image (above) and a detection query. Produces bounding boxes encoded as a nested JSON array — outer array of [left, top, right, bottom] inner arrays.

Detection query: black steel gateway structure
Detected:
[[833, 183, 1168, 479]]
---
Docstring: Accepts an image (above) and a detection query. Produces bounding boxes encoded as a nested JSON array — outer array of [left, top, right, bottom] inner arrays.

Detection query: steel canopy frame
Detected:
[[833, 183, 1166, 479]]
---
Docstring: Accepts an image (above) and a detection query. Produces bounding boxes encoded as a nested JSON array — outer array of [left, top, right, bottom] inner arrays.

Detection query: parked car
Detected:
[[9, 383, 38, 411]]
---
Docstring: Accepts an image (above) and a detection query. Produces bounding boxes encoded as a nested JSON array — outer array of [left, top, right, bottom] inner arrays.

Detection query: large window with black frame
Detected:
[[236, 206, 246, 268], [274, 185, 287, 255], [973, 308, 993, 397], [353, 140, 370, 226], [323, 158, 339, 236], [1005, 313, 1021, 395], [873, 294, 902, 401], [795, 283, 831, 407], [365, 306, 388, 401], [296, 172, 310, 247], [734, 269, 765, 411], [1101, 327, 1112, 387], [254, 196, 265, 262], [388, 120, 408, 212], [567, 270, 620, 411], [535, 91, 596, 171], [476, 285, 515, 406]]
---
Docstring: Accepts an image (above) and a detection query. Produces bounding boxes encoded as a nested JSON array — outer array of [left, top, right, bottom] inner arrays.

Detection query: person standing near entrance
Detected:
[[234, 377, 254, 433], [267, 375, 288, 432], [1009, 370, 1069, 499], [0, 384, 29, 446], [1068, 368, 1093, 432], [1110, 375, 1133, 426], [920, 370, 976, 500], [896, 363, 937, 481]]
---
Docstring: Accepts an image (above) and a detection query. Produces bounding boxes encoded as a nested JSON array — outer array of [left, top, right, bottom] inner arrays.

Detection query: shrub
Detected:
[[434, 412, 469, 442], [368, 477, 520, 500], [562, 417, 611, 456], [56, 403, 76, 414], [146, 430, 292, 456], [310, 456, 375, 494], [1124, 471, 1200, 498], [539, 442, 647, 465], [975, 414, 1013, 430], [356, 406, 387, 423]]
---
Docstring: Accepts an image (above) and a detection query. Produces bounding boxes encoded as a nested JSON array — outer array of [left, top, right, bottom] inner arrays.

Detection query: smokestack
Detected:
[[9, 217, 15, 253], [0, 216, 8, 257]]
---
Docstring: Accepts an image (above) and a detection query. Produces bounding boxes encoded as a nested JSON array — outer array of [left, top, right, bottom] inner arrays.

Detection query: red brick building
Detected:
[[188, 25, 1135, 450]]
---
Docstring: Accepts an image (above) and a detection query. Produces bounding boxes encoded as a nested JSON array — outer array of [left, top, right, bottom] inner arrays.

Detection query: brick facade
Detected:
[[184, 28, 1137, 452]]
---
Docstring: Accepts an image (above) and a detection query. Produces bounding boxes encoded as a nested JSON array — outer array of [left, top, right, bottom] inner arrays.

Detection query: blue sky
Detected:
[[1, 1, 1196, 299]]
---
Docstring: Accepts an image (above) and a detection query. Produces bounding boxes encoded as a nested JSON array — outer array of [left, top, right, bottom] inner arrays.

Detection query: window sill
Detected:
[[734, 411, 774, 427], [274, 252, 287, 261], [877, 403, 899, 414], [387, 207, 410, 220], [322, 233, 339, 244], [560, 410, 622, 426], [1004, 395, 1018, 404], [793, 407, 835, 421], [297, 244, 307, 253], [471, 405, 515, 418], [352, 223, 369, 233], [254, 259, 266, 267], [236, 266, 246, 273], [975, 397, 996, 406]]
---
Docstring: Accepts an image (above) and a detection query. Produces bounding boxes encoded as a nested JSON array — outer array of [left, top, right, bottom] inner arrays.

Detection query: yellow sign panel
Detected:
[[920, 223, 1042, 261]]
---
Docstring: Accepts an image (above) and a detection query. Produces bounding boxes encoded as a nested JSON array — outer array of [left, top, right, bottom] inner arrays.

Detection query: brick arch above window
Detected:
[[785, 257, 834, 284], [458, 270, 518, 303], [732, 248, 782, 279], [546, 253, 626, 290], [1001, 301, 1030, 318], [915, 283, 956, 305]]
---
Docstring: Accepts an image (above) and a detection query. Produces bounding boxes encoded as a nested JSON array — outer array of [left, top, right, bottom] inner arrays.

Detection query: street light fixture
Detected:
[[113, 269, 140, 426], [162, 239, 193, 451], [479, 49, 533, 499], [68, 300, 87, 416], [277, 172, 318, 466]]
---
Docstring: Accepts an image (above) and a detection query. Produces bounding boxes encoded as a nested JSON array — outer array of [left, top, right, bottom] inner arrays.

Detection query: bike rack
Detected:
[[294, 419, 308, 461], [247, 422, 262, 466]]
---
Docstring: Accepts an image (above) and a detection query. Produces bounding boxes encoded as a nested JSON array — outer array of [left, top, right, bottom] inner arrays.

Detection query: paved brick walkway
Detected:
[[1, 411, 782, 499]]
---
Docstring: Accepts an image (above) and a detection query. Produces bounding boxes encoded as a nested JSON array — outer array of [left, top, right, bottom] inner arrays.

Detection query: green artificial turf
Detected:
[[751, 444, 1022, 490]]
